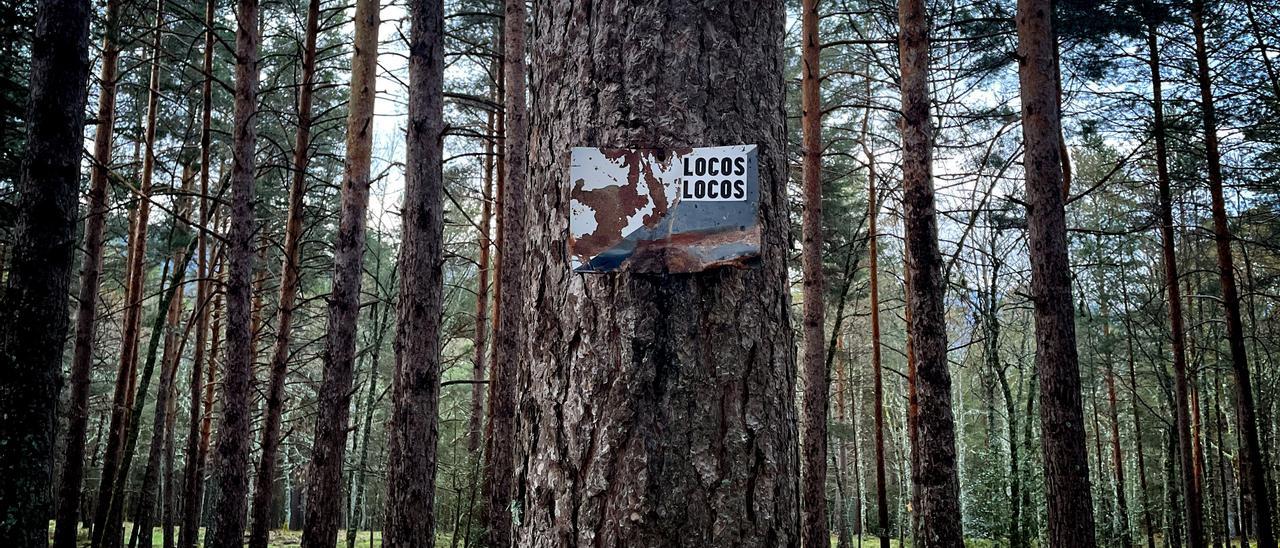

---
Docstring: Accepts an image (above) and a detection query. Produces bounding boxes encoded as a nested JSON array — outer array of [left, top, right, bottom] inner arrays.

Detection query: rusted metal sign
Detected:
[[568, 145, 760, 273]]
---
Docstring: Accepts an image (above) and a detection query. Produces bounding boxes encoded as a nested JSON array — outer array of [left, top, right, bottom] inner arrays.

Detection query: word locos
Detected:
[[680, 155, 748, 201]]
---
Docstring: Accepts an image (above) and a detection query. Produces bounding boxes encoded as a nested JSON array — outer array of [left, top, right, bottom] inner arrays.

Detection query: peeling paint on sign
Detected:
[[568, 145, 760, 273]]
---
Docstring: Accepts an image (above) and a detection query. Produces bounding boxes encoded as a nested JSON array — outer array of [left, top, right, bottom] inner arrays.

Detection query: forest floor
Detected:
[[45, 521, 462, 547]]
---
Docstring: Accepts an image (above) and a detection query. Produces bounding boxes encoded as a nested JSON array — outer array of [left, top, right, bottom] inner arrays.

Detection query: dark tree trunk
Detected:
[[1015, 0, 1098, 545], [799, 0, 828, 545], [899, 0, 964, 546], [347, 296, 390, 548], [179, 1, 217, 544], [249, 0, 319, 544], [480, 0, 523, 544], [1190, 3, 1276, 546], [298, 0, 377, 542], [383, 0, 446, 543], [514, 0, 799, 546], [205, 0, 259, 540], [53, 0, 119, 544], [0, 0, 91, 542]]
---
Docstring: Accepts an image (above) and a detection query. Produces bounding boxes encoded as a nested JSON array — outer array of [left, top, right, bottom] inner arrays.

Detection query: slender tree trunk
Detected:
[[163, 379, 177, 548], [1190, 3, 1276, 546], [205, 0, 260, 539], [0, 0, 91, 542], [1016, 0, 1097, 545], [1106, 327, 1134, 548], [799, 0, 828, 544], [95, 1, 167, 542], [131, 167, 195, 548], [468, 34, 499, 455], [179, 0, 217, 543], [899, 1, 963, 545], [53, 1, 120, 544], [1143, 14, 1205, 548], [383, 0, 446, 543], [516, 0, 800, 545], [480, 0, 524, 544], [348, 296, 390, 548], [248, 0, 319, 544], [863, 114, 889, 548], [298, 0, 377, 542]]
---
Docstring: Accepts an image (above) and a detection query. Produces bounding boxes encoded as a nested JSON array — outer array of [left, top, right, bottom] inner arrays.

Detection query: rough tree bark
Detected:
[[514, 0, 799, 546], [480, 0, 523, 544], [297, 0, 377, 543], [1190, 3, 1276, 546], [0, 0, 91, 542], [898, 1, 964, 546], [382, 0, 446, 543], [205, 0, 259, 540], [1015, 0, 1098, 545], [53, 0, 120, 544], [799, 0, 828, 544], [249, 0, 319, 544]]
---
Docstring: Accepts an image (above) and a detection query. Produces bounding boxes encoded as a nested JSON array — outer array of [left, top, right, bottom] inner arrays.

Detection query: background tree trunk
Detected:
[[179, 1, 217, 543], [1190, 3, 1276, 546], [249, 0, 319, 543], [514, 0, 799, 545], [480, 0, 523, 544]]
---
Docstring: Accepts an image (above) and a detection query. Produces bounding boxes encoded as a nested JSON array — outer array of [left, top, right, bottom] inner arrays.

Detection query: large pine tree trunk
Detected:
[[799, 0, 828, 545], [480, 0, 523, 543], [297, 0, 378, 543], [0, 0, 91, 542], [383, 0, 446, 542], [898, 1, 963, 546], [205, 0, 260, 540], [514, 1, 798, 546], [53, 0, 120, 544], [179, 1, 217, 544], [1190, 3, 1276, 546], [249, 0, 319, 544], [1015, 0, 1098, 545]]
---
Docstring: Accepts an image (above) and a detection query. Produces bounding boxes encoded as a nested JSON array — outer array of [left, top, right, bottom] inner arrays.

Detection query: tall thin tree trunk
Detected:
[[348, 295, 390, 548], [1016, 0, 1097, 545], [297, 0, 377, 542], [467, 34, 498, 455], [249, 0, 320, 544], [1190, 2, 1276, 546], [95, 1, 167, 542], [205, 0, 260, 539], [480, 0, 523, 544], [515, 0, 798, 545], [383, 0, 446, 542], [179, 0, 217, 543], [0, 0, 91, 541], [53, 0, 120, 544], [131, 167, 195, 548], [800, 0, 828, 544], [1106, 319, 1134, 548], [863, 111, 889, 548], [1142, 12, 1206, 547], [899, 0, 964, 545]]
